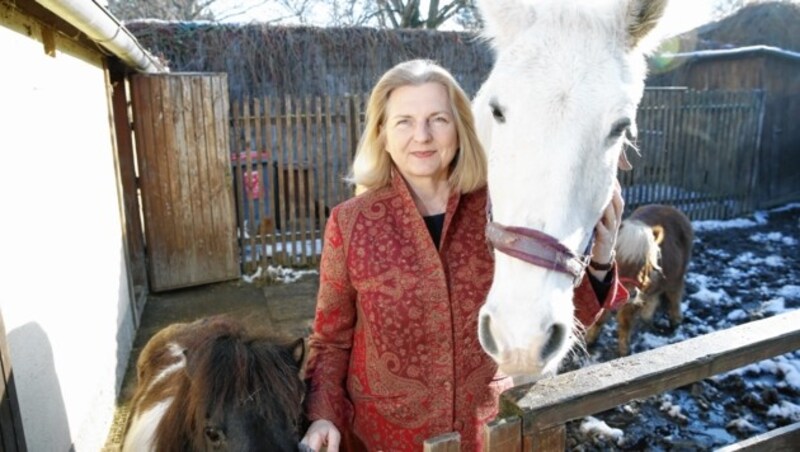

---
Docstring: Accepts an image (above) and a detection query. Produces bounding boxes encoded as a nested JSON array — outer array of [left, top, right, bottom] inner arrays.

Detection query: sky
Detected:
[[214, 0, 717, 37]]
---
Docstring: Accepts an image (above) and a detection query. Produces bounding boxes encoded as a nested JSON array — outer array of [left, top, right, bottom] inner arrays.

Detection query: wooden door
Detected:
[[0, 312, 27, 451], [131, 73, 240, 292]]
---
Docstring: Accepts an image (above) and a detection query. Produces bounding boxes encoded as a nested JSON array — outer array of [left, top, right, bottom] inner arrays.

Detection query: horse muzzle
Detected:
[[478, 306, 569, 377]]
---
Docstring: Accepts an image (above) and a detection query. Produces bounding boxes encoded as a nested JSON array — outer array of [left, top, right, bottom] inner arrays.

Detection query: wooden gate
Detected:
[[131, 73, 240, 292], [0, 311, 26, 451]]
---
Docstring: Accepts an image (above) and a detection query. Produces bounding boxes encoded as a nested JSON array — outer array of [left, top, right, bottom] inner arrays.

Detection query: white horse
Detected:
[[473, 0, 668, 377]]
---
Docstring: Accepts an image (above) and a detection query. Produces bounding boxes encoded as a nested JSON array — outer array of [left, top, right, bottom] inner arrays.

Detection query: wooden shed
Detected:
[[0, 1, 161, 450], [0, 1, 238, 450], [647, 45, 800, 208]]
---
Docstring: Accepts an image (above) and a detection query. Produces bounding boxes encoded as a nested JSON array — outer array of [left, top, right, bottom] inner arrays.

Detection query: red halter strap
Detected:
[[485, 220, 591, 286]]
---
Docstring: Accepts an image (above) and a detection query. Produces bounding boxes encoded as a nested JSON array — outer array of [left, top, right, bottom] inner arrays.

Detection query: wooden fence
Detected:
[[422, 309, 800, 451], [230, 88, 766, 270], [620, 88, 765, 220], [230, 94, 367, 271]]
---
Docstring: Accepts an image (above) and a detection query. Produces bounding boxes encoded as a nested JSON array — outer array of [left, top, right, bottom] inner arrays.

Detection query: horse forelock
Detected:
[[135, 318, 305, 451], [188, 330, 305, 427]]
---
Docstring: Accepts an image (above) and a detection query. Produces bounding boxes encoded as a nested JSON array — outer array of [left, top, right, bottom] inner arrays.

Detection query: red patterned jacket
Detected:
[[305, 173, 626, 451]]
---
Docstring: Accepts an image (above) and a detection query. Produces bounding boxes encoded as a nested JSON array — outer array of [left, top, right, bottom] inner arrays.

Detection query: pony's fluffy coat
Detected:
[[586, 204, 694, 356]]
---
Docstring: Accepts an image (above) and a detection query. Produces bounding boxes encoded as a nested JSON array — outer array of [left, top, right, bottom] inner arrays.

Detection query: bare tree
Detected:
[[109, 0, 477, 28], [328, 0, 382, 26], [711, 0, 749, 19], [108, 0, 275, 22], [272, 0, 315, 24], [108, 0, 217, 21], [374, 0, 475, 29], [264, 0, 475, 28]]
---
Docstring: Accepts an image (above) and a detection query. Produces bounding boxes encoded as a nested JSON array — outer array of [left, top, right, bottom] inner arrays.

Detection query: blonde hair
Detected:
[[349, 59, 487, 194]]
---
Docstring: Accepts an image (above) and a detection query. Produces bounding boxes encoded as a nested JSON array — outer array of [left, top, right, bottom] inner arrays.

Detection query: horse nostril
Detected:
[[479, 313, 499, 356], [541, 323, 566, 362]]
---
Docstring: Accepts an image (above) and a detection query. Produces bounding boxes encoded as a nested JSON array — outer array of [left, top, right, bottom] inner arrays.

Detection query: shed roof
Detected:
[[664, 45, 800, 64], [36, 0, 165, 73]]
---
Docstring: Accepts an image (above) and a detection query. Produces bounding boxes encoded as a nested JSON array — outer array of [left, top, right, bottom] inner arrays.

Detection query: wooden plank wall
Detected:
[[649, 54, 800, 209], [231, 89, 766, 268], [132, 74, 240, 291], [619, 88, 765, 220]]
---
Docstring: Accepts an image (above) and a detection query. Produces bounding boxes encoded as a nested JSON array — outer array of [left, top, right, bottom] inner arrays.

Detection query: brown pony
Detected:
[[122, 315, 307, 451], [585, 204, 694, 356]]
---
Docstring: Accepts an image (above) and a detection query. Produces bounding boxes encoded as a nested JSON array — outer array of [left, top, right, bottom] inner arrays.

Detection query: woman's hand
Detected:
[[301, 419, 341, 452], [589, 180, 624, 280]]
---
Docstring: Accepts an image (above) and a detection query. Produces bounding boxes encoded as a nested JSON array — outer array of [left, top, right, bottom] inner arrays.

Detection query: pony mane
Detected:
[[616, 219, 662, 274], [153, 317, 305, 450]]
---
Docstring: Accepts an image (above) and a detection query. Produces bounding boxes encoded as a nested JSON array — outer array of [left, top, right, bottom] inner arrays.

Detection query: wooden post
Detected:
[[423, 432, 461, 452], [484, 416, 522, 452], [527, 425, 565, 452]]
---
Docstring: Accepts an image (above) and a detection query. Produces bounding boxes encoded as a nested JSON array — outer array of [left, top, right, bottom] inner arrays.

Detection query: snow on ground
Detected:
[[568, 203, 800, 450], [243, 265, 318, 284]]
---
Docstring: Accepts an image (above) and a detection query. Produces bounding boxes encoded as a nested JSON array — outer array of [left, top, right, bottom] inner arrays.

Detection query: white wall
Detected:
[[0, 6, 135, 451]]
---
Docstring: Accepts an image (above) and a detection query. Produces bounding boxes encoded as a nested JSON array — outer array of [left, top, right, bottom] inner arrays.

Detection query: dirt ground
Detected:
[[102, 274, 319, 450]]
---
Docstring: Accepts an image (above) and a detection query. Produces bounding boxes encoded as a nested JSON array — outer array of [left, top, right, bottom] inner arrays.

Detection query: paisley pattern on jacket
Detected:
[[305, 172, 625, 451]]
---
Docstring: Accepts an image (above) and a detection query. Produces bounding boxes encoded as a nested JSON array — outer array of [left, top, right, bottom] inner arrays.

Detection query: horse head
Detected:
[[473, 0, 667, 377], [186, 326, 305, 451], [153, 317, 306, 452]]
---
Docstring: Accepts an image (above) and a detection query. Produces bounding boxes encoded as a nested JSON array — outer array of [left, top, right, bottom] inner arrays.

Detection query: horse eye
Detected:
[[205, 426, 224, 444], [489, 99, 506, 123], [609, 118, 631, 140]]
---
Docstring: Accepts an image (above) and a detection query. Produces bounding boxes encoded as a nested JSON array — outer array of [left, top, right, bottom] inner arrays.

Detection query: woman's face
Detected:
[[383, 82, 459, 187]]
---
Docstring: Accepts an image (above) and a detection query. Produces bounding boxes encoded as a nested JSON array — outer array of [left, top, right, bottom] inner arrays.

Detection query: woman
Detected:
[[301, 59, 626, 451]]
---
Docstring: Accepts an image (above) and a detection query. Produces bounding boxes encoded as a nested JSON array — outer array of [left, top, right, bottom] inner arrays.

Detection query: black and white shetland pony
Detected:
[[122, 315, 306, 451]]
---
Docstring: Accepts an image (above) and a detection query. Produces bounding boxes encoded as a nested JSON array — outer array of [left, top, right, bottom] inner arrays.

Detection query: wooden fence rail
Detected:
[[422, 309, 800, 451], [230, 89, 766, 270]]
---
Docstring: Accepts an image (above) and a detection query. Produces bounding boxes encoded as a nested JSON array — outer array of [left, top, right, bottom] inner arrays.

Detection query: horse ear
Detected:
[[289, 338, 306, 369], [182, 347, 200, 378], [477, 0, 536, 50], [625, 0, 668, 49], [651, 225, 665, 245]]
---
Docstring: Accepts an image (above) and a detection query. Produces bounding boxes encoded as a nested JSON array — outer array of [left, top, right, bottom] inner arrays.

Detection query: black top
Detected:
[[588, 270, 613, 304], [423, 213, 446, 249]]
